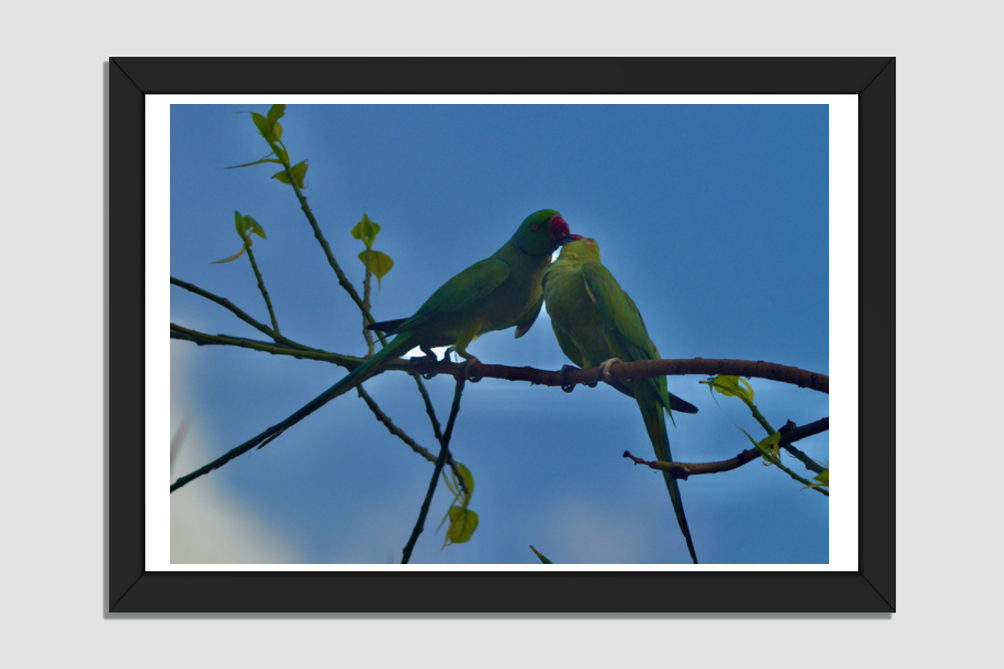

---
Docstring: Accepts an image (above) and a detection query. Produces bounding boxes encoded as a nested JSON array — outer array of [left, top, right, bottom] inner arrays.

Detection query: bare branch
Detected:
[[400, 357, 829, 395], [172, 323, 827, 394], [623, 417, 829, 492], [354, 384, 465, 484], [401, 378, 466, 564]]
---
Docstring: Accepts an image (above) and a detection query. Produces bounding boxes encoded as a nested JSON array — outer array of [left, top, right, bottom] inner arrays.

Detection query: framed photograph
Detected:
[[110, 57, 894, 612]]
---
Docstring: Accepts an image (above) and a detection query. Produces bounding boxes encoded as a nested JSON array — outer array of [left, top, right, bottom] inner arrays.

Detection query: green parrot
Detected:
[[542, 237, 700, 563], [172, 210, 576, 488]]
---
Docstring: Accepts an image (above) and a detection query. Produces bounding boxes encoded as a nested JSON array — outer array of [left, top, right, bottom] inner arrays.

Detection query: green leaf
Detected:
[[210, 245, 247, 264], [454, 463, 475, 507], [802, 468, 829, 491], [274, 145, 290, 166], [358, 249, 394, 289], [243, 215, 266, 240], [233, 212, 266, 242], [350, 212, 381, 248], [224, 156, 282, 170], [251, 112, 271, 139], [251, 111, 283, 144], [443, 472, 458, 497], [443, 507, 479, 546], [266, 104, 286, 125], [529, 545, 553, 564], [738, 426, 781, 463], [760, 432, 781, 463], [234, 210, 246, 237], [272, 160, 308, 188], [708, 375, 755, 404]]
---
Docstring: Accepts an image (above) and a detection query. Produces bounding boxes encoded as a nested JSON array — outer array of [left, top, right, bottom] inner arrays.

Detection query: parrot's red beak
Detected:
[[549, 214, 579, 246]]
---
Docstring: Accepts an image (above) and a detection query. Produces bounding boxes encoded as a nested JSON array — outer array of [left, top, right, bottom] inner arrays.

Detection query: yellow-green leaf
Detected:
[[266, 104, 286, 125], [738, 426, 781, 463], [224, 156, 282, 170], [243, 215, 266, 240], [211, 245, 248, 264], [233, 212, 266, 242], [350, 212, 381, 248], [358, 249, 394, 289], [444, 507, 479, 546], [529, 545, 553, 564], [708, 375, 754, 404], [814, 470, 829, 486], [272, 160, 308, 188], [251, 110, 283, 145], [759, 432, 781, 463], [455, 463, 475, 507], [251, 112, 272, 141]]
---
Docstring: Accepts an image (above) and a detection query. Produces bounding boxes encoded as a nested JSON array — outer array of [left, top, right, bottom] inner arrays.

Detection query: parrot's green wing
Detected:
[[391, 258, 511, 333], [514, 293, 544, 339], [550, 318, 585, 367], [579, 260, 659, 364], [577, 261, 699, 413]]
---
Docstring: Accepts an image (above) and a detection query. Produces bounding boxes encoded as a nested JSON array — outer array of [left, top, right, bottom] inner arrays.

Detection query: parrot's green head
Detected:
[[557, 236, 601, 263], [514, 209, 576, 256]]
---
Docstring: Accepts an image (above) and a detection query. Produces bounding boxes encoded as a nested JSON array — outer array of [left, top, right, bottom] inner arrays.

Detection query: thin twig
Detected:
[[279, 168, 445, 475], [245, 245, 281, 335], [362, 250, 375, 355], [170, 323, 358, 366], [171, 277, 310, 351], [171, 276, 278, 340], [777, 421, 827, 474], [411, 373, 444, 442], [402, 378, 466, 564], [283, 176, 386, 338], [355, 384, 464, 482], [623, 417, 829, 496], [745, 403, 825, 476]]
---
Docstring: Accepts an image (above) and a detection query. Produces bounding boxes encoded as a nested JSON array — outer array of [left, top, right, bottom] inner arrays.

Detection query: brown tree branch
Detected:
[[401, 377, 466, 564], [171, 323, 828, 394], [399, 357, 829, 395], [623, 417, 829, 482], [354, 384, 464, 484]]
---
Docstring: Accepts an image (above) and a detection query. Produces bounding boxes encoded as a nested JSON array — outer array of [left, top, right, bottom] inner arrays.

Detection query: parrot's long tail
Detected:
[[171, 332, 415, 492], [638, 395, 699, 564]]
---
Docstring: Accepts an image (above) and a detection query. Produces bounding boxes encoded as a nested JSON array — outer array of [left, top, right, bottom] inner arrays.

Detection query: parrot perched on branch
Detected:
[[171, 210, 576, 491], [542, 237, 700, 563]]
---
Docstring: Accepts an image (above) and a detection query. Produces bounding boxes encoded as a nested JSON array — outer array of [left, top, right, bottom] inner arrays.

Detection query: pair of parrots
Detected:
[[230, 209, 700, 563]]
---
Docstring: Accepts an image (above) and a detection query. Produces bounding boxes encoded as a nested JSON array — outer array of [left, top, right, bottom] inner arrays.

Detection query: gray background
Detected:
[[5, 1, 994, 666]]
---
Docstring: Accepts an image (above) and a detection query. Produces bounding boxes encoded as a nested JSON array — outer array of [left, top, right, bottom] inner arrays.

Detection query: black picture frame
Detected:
[[110, 57, 895, 613]]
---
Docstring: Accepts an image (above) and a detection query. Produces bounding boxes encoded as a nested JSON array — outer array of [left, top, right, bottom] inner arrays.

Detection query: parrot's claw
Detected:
[[560, 364, 578, 393], [462, 356, 483, 383], [599, 358, 624, 383], [418, 349, 439, 379]]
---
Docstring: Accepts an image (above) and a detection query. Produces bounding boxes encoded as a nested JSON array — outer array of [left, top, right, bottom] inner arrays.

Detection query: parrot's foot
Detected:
[[560, 365, 579, 393], [462, 356, 483, 383], [420, 350, 440, 379], [599, 358, 624, 383]]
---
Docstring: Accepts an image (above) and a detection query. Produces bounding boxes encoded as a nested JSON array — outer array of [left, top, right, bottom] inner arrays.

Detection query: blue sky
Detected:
[[169, 101, 830, 565]]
